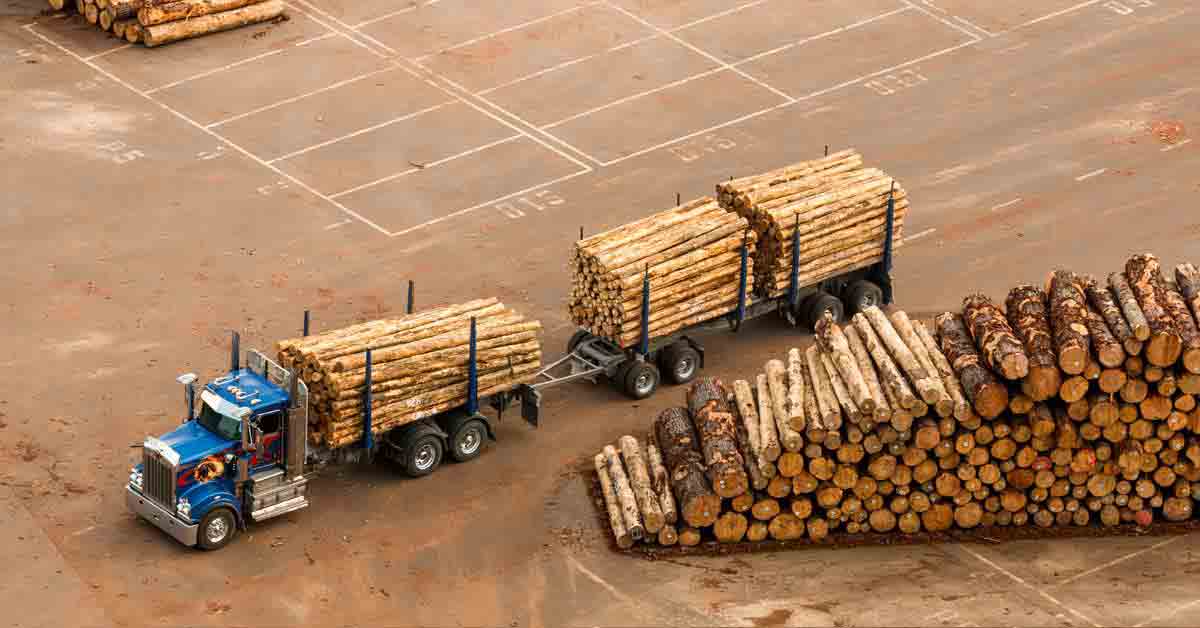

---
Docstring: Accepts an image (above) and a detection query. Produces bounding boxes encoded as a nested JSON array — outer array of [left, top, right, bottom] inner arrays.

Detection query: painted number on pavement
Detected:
[[864, 70, 928, 96], [100, 141, 145, 164], [1104, 0, 1153, 14], [668, 134, 737, 163], [495, 189, 566, 219]]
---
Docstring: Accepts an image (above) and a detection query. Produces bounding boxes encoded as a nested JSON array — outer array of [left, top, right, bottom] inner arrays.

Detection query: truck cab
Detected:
[[126, 348, 310, 550]]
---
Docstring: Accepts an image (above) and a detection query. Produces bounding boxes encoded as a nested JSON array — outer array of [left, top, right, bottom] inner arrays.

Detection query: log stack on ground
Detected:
[[275, 298, 541, 448], [716, 149, 908, 298], [47, 0, 284, 46], [568, 197, 756, 347], [593, 253, 1200, 551]]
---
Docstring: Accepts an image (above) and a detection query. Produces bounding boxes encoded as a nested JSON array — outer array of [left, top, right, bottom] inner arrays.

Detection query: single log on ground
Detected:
[[602, 445, 644, 542], [654, 407, 721, 528], [769, 513, 807, 540], [1085, 275, 1142, 355], [645, 442, 678, 525], [657, 525, 678, 546], [935, 313, 1009, 418], [688, 378, 750, 498], [863, 306, 943, 403], [139, 0, 260, 25], [1125, 254, 1183, 367], [852, 312, 920, 410], [618, 436, 665, 534], [142, 0, 284, 47], [594, 453, 633, 548]]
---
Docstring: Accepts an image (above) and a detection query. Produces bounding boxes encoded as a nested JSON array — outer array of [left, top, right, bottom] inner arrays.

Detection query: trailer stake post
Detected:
[[406, 280, 415, 314], [302, 310, 310, 337], [736, 231, 749, 327], [362, 349, 374, 452], [467, 317, 479, 414], [788, 213, 801, 309], [230, 331, 240, 372], [639, 266, 651, 358], [881, 182, 896, 304]]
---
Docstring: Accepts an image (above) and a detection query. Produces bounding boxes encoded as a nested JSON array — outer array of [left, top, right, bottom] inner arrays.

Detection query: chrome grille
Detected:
[[142, 449, 175, 509]]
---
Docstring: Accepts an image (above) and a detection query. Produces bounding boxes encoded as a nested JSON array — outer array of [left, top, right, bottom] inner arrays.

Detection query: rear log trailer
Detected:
[[524, 189, 898, 401]]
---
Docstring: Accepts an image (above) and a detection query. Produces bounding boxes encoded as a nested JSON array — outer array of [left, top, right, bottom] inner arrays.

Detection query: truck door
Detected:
[[252, 410, 284, 470]]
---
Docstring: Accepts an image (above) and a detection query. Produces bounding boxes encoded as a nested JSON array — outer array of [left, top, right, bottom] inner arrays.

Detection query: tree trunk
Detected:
[[752, 498, 782, 521], [1109, 271, 1152, 341], [731, 380, 776, 478], [912, 320, 970, 420], [815, 314, 876, 413], [654, 407, 721, 528], [762, 368, 803, 452], [617, 436, 665, 534], [687, 378, 750, 499], [678, 527, 702, 546], [602, 445, 644, 542], [891, 310, 954, 416], [1178, 263, 1200, 322], [786, 347, 808, 431], [820, 350, 862, 425], [733, 407, 769, 491], [1005, 284, 1062, 401], [645, 442, 678, 525], [714, 512, 749, 543], [1085, 275, 1142, 355], [805, 345, 841, 431], [845, 324, 892, 421], [142, 0, 283, 46], [862, 306, 943, 403], [1085, 307, 1126, 368], [963, 293, 1030, 380], [1161, 283, 1200, 374], [768, 513, 806, 540], [1125, 254, 1183, 367], [934, 313, 1009, 418], [851, 312, 920, 410], [594, 453, 633, 548]]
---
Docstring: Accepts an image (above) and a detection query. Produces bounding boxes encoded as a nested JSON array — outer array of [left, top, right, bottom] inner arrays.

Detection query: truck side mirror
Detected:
[[177, 373, 198, 423], [239, 409, 257, 452]]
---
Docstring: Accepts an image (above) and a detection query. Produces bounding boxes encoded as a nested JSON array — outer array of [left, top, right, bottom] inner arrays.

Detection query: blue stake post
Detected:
[[736, 232, 749, 326], [788, 214, 801, 309], [467, 317, 479, 415], [230, 331, 240, 372], [639, 267, 651, 357], [302, 310, 310, 337], [406, 280, 415, 314], [881, 182, 896, 304], [362, 349, 374, 451]]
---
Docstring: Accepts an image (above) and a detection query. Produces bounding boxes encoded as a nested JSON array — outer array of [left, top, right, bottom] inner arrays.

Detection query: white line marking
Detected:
[[1058, 536, 1181, 586], [285, 0, 389, 58], [1076, 168, 1108, 181], [353, 0, 443, 28], [324, 218, 352, 230], [414, 1, 605, 62], [598, 100, 790, 166], [563, 553, 639, 607], [21, 25, 392, 237], [904, 227, 936, 243], [991, 198, 1022, 212], [673, 0, 775, 30], [67, 525, 97, 538], [266, 100, 454, 163], [954, 14, 994, 37], [960, 546, 1101, 628], [604, 1, 796, 103], [145, 49, 286, 94], [1135, 598, 1200, 628], [293, 32, 337, 47], [542, 66, 727, 129], [83, 44, 131, 61], [1162, 138, 1193, 152], [901, 0, 984, 41], [389, 168, 590, 236], [1001, 0, 1103, 33], [208, 65, 400, 128], [476, 31, 661, 95], [328, 134, 524, 199], [733, 7, 910, 66]]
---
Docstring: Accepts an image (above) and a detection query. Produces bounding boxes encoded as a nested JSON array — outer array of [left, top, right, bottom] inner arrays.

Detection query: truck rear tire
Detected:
[[623, 361, 660, 400], [197, 507, 237, 551], [448, 419, 487, 463], [404, 434, 444, 477], [660, 343, 700, 385], [806, 291, 845, 330], [845, 280, 883, 315]]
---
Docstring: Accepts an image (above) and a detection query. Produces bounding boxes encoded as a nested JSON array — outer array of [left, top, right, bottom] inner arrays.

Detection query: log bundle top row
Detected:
[[594, 254, 1200, 550], [716, 149, 909, 298], [49, 0, 284, 47], [275, 298, 542, 449]]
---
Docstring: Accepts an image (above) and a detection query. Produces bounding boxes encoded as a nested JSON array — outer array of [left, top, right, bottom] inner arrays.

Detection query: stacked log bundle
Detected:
[[275, 298, 541, 449], [715, 149, 908, 298], [593, 253, 1200, 552], [48, 0, 284, 47], [568, 197, 757, 347]]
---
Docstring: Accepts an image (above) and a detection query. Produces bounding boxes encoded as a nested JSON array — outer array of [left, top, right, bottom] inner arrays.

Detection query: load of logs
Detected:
[[716, 149, 908, 298], [594, 254, 1200, 549], [47, 0, 284, 47], [275, 298, 541, 449], [568, 197, 757, 348]]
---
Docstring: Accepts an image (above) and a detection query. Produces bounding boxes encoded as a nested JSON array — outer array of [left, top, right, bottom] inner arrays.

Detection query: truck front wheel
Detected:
[[197, 507, 237, 551]]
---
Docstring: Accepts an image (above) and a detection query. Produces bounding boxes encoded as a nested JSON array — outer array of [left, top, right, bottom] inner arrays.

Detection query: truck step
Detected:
[[249, 495, 309, 522], [248, 477, 307, 512], [249, 467, 285, 489]]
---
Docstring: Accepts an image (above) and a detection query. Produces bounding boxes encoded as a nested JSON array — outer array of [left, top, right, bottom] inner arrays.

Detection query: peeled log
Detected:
[[654, 407, 721, 528], [602, 445, 644, 542], [805, 345, 841, 431], [1085, 275, 1142, 356], [731, 381, 775, 479], [688, 378, 750, 498], [815, 314, 875, 413], [733, 405, 769, 491], [765, 361, 803, 452], [1125, 254, 1183, 367], [786, 348, 808, 431], [913, 320, 970, 420], [594, 453, 633, 549], [863, 306, 943, 404], [891, 310, 953, 417], [139, 0, 261, 25], [820, 350, 862, 425], [1005, 284, 1062, 401], [963, 293, 1029, 381], [714, 512, 749, 543], [618, 436, 665, 534], [844, 324, 891, 421], [645, 442, 678, 525], [851, 312, 919, 410], [142, 0, 284, 47], [768, 513, 806, 540], [935, 313, 1008, 418]]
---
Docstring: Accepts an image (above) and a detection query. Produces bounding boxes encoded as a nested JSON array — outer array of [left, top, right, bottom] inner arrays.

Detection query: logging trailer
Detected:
[[525, 189, 898, 401], [127, 308, 540, 551]]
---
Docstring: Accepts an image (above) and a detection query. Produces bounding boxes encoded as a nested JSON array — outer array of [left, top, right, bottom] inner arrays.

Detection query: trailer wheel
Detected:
[[197, 507, 237, 551], [622, 361, 660, 399], [404, 434, 444, 477], [660, 343, 700, 385], [806, 291, 845, 330], [845, 280, 883, 315], [567, 329, 591, 354], [449, 420, 487, 463]]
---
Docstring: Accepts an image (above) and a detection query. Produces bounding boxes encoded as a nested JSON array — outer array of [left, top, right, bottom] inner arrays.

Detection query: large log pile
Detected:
[[49, 0, 284, 47], [275, 298, 541, 449], [568, 197, 757, 347], [715, 149, 908, 298], [594, 253, 1200, 550]]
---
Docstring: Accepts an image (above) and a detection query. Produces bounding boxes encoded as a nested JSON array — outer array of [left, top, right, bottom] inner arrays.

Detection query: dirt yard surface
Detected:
[[3, 0, 1200, 626]]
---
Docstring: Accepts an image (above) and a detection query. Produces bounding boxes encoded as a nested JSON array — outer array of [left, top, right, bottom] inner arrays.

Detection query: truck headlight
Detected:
[[129, 468, 143, 490], [176, 497, 190, 518]]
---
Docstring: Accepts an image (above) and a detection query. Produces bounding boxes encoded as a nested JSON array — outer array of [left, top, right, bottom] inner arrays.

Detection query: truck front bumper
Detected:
[[126, 486, 198, 546]]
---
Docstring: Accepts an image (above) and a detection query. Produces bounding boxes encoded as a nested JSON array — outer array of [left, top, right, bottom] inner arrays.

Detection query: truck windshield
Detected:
[[196, 401, 241, 441]]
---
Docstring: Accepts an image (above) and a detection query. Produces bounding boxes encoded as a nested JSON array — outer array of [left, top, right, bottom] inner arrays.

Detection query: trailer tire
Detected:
[[448, 419, 487, 463], [660, 343, 700, 385], [567, 329, 591, 354], [197, 507, 237, 551], [623, 361, 660, 400], [845, 280, 883, 315], [806, 291, 844, 330], [404, 434, 444, 477]]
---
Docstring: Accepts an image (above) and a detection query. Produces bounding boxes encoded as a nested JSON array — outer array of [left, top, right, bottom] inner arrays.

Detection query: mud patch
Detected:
[[0, 90, 144, 159]]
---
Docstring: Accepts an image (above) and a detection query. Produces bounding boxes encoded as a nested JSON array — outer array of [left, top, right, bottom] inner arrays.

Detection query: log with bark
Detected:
[[654, 407, 721, 528], [935, 313, 1009, 418], [595, 453, 634, 548], [1125, 254, 1183, 367], [138, 0, 259, 25], [618, 436, 665, 534], [1005, 284, 1062, 401], [602, 445, 644, 542], [645, 442, 678, 525], [1085, 275, 1142, 356], [142, 0, 284, 46], [1162, 282, 1200, 374]]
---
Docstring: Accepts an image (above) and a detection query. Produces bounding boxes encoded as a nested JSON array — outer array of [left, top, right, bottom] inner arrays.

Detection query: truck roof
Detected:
[[205, 368, 289, 412]]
